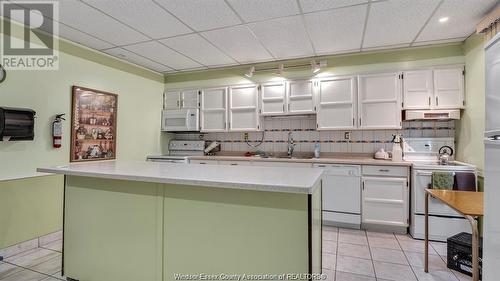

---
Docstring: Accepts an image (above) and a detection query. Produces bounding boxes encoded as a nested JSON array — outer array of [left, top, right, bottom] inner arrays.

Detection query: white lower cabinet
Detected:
[[361, 173, 409, 229]]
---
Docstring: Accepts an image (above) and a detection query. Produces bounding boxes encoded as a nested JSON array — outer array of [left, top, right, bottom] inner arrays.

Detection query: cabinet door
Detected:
[[358, 73, 402, 129], [317, 76, 357, 130], [362, 177, 408, 227], [181, 90, 199, 109], [200, 87, 228, 132], [228, 84, 260, 131], [288, 80, 315, 114], [433, 67, 465, 109], [164, 91, 181, 110], [403, 70, 433, 109], [260, 82, 286, 115]]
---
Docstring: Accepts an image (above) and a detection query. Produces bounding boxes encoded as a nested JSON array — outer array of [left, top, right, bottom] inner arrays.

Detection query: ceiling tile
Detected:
[[82, 0, 192, 39], [248, 16, 314, 59], [226, 0, 300, 22], [154, 0, 241, 31], [201, 25, 274, 63], [363, 0, 440, 48], [58, 24, 115, 50], [304, 5, 366, 55], [124, 41, 203, 70], [160, 34, 237, 67], [299, 0, 368, 13], [416, 0, 498, 42], [57, 0, 149, 45], [103, 47, 172, 72]]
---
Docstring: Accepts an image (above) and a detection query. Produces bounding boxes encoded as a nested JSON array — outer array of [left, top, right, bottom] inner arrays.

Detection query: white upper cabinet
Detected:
[[358, 72, 402, 129], [260, 81, 287, 115], [164, 89, 199, 110], [433, 67, 465, 109], [228, 84, 260, 131], [403, 70, 433, 109], [287, 80, 316, 114], [317, 76, 357, 130], [403, 66, 465, 109], [200, 87, 228, 132]]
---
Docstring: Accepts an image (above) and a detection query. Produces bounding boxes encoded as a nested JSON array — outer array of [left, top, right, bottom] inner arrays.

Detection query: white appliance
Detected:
[[483, 32, 500, 281], [404, 109, 461, 121], [405, 138, 477, 241], [313, 164, 361, 228], [147, 140, 205, 163], [161, 109, 199, 132]]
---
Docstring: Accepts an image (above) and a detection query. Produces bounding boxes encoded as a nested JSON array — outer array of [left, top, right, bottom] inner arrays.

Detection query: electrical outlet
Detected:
[[344, 132, 351, 140], [244, 133, 249, 140]]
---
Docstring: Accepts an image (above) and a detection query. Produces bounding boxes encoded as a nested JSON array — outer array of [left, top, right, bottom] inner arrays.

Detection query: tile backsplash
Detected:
[[174, 117, 455, 154]]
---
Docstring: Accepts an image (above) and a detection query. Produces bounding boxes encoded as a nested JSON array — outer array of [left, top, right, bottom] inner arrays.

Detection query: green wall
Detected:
[[0, 175, 63, 249], [456, 34, 486, 173]]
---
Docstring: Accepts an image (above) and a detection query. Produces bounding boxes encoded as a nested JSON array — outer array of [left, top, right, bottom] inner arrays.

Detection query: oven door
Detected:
[[162, 109, 199, 132], [413, 169, 463, 217]]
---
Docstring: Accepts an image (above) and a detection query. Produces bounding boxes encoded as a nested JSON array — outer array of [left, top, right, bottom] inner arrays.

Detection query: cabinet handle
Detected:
[[428, 97, 431, 106], [230, 163, 238, 166], [436, 97, 439, 106], [353, 118, 355, 126], [379, 169, 390, 172], [181, 100, 184, 108], [282, 104, 285, 112], [317, 165, 326, 168], [177, 100, 180, 107], [359, 118, 362, 126], [288, 104, 290, 111]]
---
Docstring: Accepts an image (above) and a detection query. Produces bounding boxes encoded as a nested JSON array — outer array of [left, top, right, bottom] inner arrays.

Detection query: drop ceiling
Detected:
[[1, 0, 498, 74]]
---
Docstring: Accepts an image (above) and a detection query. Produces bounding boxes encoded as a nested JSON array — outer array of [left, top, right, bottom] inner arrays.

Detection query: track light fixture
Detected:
[[244, 66, 255, 78]]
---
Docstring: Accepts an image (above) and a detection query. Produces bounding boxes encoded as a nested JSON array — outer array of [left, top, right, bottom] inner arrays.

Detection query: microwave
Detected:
[[162, 109, 199, 132]]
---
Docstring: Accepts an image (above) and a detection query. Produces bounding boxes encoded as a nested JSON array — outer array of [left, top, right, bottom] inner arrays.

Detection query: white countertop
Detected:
[[37, 160, 323, 194]]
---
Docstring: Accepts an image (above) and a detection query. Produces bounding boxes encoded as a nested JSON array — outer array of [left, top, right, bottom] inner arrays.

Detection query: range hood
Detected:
[[404, 109, 460, 121]]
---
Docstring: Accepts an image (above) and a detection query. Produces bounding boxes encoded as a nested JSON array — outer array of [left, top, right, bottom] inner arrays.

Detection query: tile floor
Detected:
[[0, 239, 63, 281], [0, 227, 473, 281], [322, 227, 473, 281]]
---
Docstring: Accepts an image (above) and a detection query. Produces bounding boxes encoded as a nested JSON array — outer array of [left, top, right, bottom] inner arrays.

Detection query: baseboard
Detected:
[[0, 230, 62, 259]]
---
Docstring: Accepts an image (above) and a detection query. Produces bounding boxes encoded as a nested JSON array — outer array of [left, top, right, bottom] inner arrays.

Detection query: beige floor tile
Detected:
[[324, 228, 338, 241], [0, 268, 48, 281], [38, 231, 62, 247], [367, 237, 401, 250], [430, 241, 448, 256], [5, 248, 60, 268], [41, 276, 63, 281], [412, 266, 459, 281], [321, 269, 335, 281], [399, 240, 438, 255], [335, 271, 375, 281], [336, 255, 375, 277], [30, 255, 62, 276], [50, 271, 66, 281], [338, 233, 368, 246], [451, 269, 472, 281], [373, 261, 417, 281], [0, 239, 39, 259], [322, 253, 336, 270], [365, 231, 395, 239], [323, 240, 338, 254], [0, 262, 22, 279], [404, 251, 446, 269], [395, 233, 415, 242], [40, 240, 62, 253], [337, 243, 371, 259], [370, 247, 408, 265], [339, 228, 365, 236]]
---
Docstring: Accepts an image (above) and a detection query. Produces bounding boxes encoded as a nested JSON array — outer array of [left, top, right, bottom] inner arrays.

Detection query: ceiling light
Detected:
[[439, 17, 449, 23], [244, 66, 255, 78], [276, 64, 285, 76]]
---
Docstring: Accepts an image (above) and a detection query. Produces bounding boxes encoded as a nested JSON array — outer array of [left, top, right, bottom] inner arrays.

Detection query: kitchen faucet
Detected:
[[287, 131, 296, 158]]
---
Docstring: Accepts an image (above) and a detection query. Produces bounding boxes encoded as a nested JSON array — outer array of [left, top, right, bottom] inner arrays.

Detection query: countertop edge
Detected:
[[186, 156, 412, 166]]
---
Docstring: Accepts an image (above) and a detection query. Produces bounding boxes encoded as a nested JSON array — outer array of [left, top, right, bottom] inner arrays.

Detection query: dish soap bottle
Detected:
[[392, 133, 403, 162], [314, 142, 321, 158]]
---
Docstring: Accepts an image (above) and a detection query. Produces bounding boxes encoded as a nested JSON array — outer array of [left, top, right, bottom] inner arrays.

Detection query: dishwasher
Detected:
[[313, 164, 361, 229]]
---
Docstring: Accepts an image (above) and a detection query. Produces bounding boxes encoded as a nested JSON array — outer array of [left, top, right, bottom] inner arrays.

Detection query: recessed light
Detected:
[[439, 17, 449, 23]]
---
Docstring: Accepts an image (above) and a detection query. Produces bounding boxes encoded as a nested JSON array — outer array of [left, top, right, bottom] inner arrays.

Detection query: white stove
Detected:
[[147, 140, 205, 163], [404, 138, 477, 241]]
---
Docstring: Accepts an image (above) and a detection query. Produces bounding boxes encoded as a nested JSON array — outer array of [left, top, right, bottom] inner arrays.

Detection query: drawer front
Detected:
[[190, 160, 218, 165], [313, 164, 361, 176], [253, 162, 312, 168], [362, 177, 408, 227], [218, 160, 253, 166], [362, 165, 407, 177]]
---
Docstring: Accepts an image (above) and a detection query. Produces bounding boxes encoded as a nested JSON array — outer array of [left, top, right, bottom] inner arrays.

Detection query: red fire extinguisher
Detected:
[[52, 114, 65, 148]]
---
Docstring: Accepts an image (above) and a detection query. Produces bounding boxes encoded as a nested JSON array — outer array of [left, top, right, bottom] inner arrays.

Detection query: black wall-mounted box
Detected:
[[0, 107, 36, 141]]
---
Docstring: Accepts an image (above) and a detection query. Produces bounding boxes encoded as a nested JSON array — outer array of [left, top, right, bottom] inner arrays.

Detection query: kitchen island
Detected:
[[38, 161, 323, 281]]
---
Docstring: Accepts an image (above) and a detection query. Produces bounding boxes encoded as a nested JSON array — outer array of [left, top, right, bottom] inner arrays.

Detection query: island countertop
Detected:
[[37, 160, 323, 194]]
